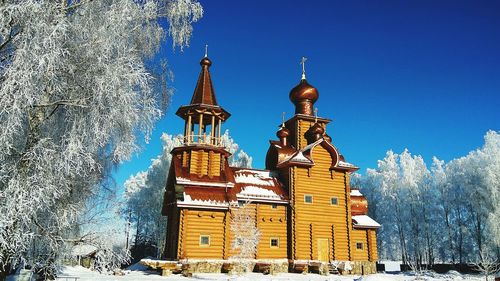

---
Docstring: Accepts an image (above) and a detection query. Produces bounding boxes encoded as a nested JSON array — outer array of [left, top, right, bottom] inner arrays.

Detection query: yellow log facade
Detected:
[[161, 55, 380, 274]]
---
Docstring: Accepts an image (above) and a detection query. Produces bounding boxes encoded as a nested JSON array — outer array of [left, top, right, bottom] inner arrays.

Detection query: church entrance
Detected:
[[317, 239, 329, 261]]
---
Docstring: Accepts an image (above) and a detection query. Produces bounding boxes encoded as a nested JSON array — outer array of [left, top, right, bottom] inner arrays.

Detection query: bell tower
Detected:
[[173, 54, 232, 179]]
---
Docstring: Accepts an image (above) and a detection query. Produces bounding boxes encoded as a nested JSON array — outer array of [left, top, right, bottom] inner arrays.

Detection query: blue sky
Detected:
[[115, 0, 500, 187]]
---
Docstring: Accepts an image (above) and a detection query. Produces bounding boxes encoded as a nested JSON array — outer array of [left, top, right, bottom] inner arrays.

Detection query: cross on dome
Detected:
[[300, 56, 308, 80], [289, 56, 319, 116], [204, 44, 208, 58]]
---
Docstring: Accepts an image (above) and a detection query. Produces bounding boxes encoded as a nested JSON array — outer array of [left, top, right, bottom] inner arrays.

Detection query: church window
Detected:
[[330, 197, 339, 205], [270, 237, 279, 248], [200, 235, 210, 246], [356, 242, 363, 250], [271, 204, 278, 209], [304, 195, 313, 204]]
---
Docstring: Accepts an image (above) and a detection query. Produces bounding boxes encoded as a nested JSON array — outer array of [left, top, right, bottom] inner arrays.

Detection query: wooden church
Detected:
[[161, 54, 380, 274]]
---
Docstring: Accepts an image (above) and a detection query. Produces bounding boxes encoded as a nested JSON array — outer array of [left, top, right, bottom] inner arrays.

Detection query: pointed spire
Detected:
[[281, 112, 286, 127], [190, 51, 217, 105], [300, 56, 307, 80]]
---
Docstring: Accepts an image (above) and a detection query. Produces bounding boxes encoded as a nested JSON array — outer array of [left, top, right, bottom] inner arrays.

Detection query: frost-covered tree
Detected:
[[124, 130, 252, 258], [431, 156, 456, 262], [230, 203, 261, 272], [0, 0, 202, 278], [219, 130, 253, 168], [479, 131, 500, 247], [364, 150, 452, 265], [474, 249, 500, 281], [124, 133, 183, 258], [356, 130, 500, 265]]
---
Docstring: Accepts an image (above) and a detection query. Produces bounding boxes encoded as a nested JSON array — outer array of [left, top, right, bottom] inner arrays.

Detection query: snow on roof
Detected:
[[176, 177, 234, 188], [338, 160, 356, 168], [140, 258, 179, 266], [281, 151, 313, 164], [350, 189, 363, 196], [239, 186, 281, 200], [289, 151, 312, 163], [352, 215, 381, 229], [71, 244, 97, 256], [234, 170, 275, 186], [233, 169, 288, 204], [177, 192, 229, 209]]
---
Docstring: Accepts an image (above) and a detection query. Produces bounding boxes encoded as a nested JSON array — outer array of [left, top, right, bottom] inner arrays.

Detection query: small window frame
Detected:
[[271, 204, 278, 209], [356, 242, 363, 250], [270, 237, 279, 248], [304, 194, 313, 204], [330, 197, 339, 206], [199, 235, 211, 247]]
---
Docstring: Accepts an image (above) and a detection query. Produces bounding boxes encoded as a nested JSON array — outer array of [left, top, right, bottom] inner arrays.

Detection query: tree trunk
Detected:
[[475, 214, 483, 259], [0, 269, 7, 281], [457, 208, 464, 264], [444, 207, 455, 263], [395, 202, 408, 265]]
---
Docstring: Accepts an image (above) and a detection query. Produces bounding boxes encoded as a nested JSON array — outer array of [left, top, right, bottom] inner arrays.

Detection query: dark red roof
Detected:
[[183, 185, 228, 202], [228, 168, 288, 202]]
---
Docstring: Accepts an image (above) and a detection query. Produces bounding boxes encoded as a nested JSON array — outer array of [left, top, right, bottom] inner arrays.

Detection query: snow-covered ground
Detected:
[[54, 265, 486, 281]]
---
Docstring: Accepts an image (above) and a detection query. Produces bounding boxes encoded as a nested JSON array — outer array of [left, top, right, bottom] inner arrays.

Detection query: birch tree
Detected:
[[480, 131, 500, 247], [356, 131, 500, 265], [0, 0, 202, 278]]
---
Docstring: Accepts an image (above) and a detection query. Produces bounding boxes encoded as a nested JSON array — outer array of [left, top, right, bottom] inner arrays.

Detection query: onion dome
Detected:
[[351, 188, 368, 216], [277, 126, 290, 147], [305, 122, 324, 143], [200, 56, 212, 67], [324, 133, 332, 142], [310, 122, 324, 135], [277, 126, 290, 138], [289, 79, 319, 116]]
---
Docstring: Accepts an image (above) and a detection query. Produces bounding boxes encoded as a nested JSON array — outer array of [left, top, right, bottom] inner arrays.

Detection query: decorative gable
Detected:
[[274, 138, 359, 172]]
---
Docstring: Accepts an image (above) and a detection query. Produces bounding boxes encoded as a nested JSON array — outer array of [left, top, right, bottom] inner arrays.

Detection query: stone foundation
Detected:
[[178, 259, 289, 274], [351, 261, 377, 275], [291, 260, 377, 275], [140, 258, 377, 275]]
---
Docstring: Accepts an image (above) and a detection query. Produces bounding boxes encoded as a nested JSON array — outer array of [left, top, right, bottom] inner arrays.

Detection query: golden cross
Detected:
[[300, 56, 308, 80]]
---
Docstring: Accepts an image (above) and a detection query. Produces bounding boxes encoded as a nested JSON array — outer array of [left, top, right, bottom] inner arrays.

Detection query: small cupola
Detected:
[[276, 125, 290, 147], [351, 188, 368, 216], [305, 122, 324, 144], [324, 133, 332, 143]]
